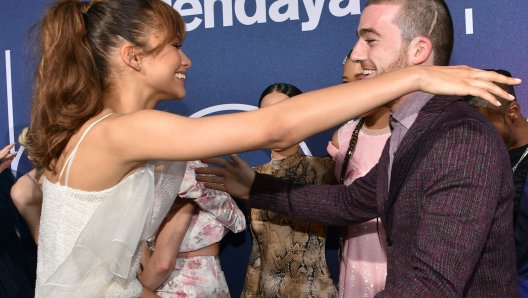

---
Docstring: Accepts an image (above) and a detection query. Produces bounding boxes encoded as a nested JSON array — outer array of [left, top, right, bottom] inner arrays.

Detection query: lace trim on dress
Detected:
[[43, 178, 114, 202]]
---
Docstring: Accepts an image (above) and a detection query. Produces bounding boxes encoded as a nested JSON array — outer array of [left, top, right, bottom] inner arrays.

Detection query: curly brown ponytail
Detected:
[[27, 0, 186, 173], [28, 0, 101, 173]]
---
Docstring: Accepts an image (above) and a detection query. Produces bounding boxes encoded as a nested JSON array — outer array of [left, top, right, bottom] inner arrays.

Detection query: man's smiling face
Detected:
[[350, 4, 411, 80]]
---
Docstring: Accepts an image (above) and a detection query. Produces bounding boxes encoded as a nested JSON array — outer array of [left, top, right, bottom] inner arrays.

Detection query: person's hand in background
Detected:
[[0, 144, 17, 173]]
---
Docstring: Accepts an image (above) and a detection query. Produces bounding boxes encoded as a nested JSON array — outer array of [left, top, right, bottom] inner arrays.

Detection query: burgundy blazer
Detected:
[[249, 96, 520, 297]]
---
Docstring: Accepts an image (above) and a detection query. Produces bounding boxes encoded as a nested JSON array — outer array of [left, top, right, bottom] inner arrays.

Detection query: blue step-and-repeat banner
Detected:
[[1, 0, 527, 295]]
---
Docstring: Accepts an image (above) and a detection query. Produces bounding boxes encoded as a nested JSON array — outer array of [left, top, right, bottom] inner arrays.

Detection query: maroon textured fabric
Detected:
[[249, 96, 520, 297]]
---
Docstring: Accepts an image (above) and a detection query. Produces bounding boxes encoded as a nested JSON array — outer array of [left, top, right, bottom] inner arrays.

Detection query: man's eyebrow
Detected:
[[357, 28, 382, 37]]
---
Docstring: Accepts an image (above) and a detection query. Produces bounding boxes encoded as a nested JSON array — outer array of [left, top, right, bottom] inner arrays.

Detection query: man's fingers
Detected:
[[196, 172, 224, 183], [229, 154, 246, 166], [195, 166, 225, 176], [202, 182, 226, 192]]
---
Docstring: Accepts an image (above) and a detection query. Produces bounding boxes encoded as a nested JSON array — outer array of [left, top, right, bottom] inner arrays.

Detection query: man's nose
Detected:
[[350, 40, 366, 63]]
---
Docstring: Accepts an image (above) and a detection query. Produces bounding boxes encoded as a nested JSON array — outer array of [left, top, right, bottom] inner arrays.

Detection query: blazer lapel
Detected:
[[377, 141, 391, 219], [385, 96, 461, 222]]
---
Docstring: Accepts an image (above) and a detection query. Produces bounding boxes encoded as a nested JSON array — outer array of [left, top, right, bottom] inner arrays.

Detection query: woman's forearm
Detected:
[[139, 199, 195, 290]]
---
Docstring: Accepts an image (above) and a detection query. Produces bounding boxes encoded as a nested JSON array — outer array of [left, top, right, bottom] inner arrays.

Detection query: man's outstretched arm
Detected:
[[196, 154, 379, 226]]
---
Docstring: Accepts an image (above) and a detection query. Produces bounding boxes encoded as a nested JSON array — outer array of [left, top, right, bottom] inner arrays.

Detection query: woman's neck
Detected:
[[271, 145, 300, 160], [364, 107, 391, 130], [104, 72, 160, 113]]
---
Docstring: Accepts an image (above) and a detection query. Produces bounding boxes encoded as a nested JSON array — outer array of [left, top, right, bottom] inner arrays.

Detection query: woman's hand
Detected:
[[195, 154, 256, 200], [410, 65, 521, 106], [0, 144, 16, 173]]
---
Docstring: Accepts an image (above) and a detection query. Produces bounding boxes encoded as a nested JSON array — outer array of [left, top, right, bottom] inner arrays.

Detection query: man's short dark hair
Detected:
[[365, 0, 454, 66], [464, 69, 516, 115]]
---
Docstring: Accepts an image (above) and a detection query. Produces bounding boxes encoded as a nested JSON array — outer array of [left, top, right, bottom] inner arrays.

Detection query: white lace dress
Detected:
[[37, 174, 141, 297], [35, 115, 186, 297]]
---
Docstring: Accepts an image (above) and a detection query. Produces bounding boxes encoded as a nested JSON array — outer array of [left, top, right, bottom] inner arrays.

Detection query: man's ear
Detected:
[[120, 43, 142, 71], [407, 36, 433, 65], [508, 101, 521, 123]]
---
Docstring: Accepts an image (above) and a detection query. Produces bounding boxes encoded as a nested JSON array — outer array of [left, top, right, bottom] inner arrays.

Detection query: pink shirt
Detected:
[[328, 121, 391, 185]]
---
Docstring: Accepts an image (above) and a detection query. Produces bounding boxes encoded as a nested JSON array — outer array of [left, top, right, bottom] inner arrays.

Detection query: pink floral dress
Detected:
[[153, 161, 246, 298]]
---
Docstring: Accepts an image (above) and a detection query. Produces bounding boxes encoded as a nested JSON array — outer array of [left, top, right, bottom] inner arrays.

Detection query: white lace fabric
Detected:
[[36, 161, 186, 297]]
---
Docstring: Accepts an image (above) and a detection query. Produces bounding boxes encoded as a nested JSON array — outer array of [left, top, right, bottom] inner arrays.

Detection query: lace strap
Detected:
[[58, 113, 113, 186]]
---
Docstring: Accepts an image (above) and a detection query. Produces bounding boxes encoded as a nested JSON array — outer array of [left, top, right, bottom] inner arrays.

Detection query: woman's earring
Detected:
[[138, 63, 142, 70]]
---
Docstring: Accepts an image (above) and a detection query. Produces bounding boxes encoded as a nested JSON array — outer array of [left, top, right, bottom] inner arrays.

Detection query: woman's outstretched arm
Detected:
[[107, 66, 520, 163]]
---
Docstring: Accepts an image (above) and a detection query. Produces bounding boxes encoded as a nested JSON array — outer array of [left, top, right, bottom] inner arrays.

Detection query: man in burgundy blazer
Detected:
[[197, 0, 520, 296], [246, 95, 519, 296]]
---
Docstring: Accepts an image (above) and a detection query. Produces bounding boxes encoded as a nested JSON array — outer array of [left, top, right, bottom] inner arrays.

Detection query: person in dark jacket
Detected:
[[0, 146, 37, 298], [466, 70, 528, 297]]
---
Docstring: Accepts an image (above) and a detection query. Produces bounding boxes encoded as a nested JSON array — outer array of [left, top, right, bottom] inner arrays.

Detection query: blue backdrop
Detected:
[[1, 0, 527, 296]]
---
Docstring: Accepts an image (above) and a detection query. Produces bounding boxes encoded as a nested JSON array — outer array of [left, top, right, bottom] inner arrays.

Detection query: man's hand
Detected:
[[195, 154, 256, 199], [0, 144, 16, 173]]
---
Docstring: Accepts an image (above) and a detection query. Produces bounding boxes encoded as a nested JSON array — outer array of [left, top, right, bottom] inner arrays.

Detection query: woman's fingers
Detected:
[[2, 152, 17, 161], [461, 68, 521, 105], [470, 67, 521, 86], [0, 144, 16, 172], [0, 156, 15, 172], [0, 143, 14, 159], [459, 76, 516, 106], [417, 66, 522, 106], [465, 86, 501, 106]]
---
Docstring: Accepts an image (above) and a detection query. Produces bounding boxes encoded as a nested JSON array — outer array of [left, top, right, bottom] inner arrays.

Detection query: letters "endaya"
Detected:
[[166, 0, 360, 31]]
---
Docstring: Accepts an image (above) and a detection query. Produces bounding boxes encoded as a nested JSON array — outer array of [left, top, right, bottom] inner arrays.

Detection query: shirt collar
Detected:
[[391, 91, 434, 129]]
